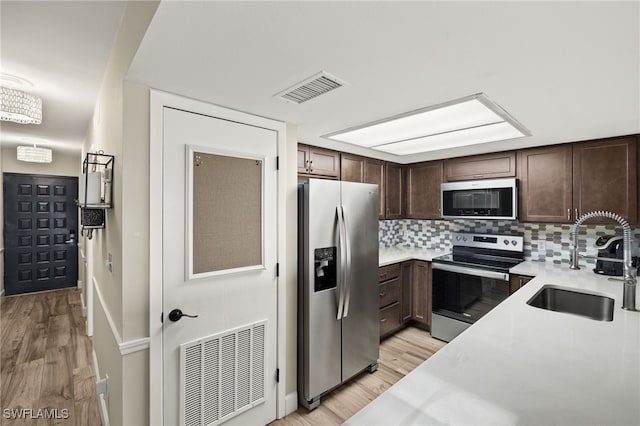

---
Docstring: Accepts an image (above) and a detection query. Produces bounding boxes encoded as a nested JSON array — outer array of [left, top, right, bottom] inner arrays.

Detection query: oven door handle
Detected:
[[432, 262, 509, 281]]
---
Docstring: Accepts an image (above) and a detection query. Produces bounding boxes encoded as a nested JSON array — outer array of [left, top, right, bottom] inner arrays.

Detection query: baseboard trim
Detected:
[[284, 391, 298, 417], [93, 277, 150, 356]]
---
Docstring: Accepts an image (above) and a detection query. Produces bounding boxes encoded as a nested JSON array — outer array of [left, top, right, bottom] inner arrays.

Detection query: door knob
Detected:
[[168, 308, 199, 322]]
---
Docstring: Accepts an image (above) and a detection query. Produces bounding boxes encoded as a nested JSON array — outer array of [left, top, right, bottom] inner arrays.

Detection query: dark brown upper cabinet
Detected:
[[339, 153, 387, 219], [518, 144, 573, 223], [406, 160, 443, 219], [385, 163, 404, 219], [444, 151, 516, 182], [364, 158, 386, 220], [340, 153, 365, 182], [298, 144, 340, 179], [572, 135, 637, 225]]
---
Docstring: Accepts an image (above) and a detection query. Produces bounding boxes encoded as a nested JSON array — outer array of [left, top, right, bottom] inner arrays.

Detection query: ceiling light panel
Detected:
[[375, 122, 525, 155], [323, 93, 530, 155]]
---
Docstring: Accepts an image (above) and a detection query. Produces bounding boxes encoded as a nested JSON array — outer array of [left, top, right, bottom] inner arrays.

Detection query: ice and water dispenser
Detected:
[[314, 247, 337, 292]]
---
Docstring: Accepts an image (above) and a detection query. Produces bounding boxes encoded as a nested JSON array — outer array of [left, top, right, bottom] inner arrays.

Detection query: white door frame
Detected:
[[149, 89, 287, 425]]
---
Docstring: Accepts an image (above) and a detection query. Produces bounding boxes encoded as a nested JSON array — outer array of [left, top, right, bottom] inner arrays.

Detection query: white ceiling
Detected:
[[0, 1, 126, 154], [127, 1, 640, 163], [1, 2, 638, 164]]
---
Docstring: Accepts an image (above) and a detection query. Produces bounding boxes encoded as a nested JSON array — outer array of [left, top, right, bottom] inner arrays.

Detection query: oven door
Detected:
[[431, 263, 510, 342]]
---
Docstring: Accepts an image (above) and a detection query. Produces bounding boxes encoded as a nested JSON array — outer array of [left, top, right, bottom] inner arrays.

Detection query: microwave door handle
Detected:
[[335, 205, 347, 320], [432, 262, 509, 282], [342, 206, 352, 318]]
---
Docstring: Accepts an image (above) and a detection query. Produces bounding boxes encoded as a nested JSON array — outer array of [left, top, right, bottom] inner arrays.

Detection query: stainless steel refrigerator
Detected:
[[298, 178, 380, 410]]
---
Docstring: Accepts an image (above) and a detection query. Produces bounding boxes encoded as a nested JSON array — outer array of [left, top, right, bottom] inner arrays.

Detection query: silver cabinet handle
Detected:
[[575, 208, 579, 219], [432, 262, 510, 281], [567, 208, 571, 221]]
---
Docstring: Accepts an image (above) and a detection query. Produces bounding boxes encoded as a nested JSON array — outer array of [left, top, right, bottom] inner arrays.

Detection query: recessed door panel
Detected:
[[3, 173, 78, 295]]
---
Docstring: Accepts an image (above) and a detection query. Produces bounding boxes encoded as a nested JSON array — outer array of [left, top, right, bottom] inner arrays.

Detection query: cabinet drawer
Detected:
[[379, 263, 400, 282], [379, 302, 401, 336], [379, 278, 400, 308]]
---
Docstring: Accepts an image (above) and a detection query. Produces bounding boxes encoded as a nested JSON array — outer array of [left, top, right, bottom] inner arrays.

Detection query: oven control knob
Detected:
[[456, 236, 461, 241], [462, 236, 468, 242], [503, 239, 509, 245], [511, 240, 517, 246]]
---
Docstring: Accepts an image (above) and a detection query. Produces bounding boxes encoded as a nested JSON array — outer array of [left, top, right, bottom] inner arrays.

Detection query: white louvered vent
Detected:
[[275, 71, 348, 104], [180, 320, 267, 426]]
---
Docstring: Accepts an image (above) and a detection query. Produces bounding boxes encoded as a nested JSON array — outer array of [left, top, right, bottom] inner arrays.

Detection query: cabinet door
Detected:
[[509, 274, 533, 294], [573, 136, 638, 225], [411, 261, 431, 328], [308, 146, 341, 178], [406, 160, 443, 219], [385, 163, 404, 219], [297, 146, 310, 174], [400, 262, 413, 322], [340, 153, 365, 183], [364, 159, 385, 219], [444, 151, 516, 181], [518, 145, 573, 223]]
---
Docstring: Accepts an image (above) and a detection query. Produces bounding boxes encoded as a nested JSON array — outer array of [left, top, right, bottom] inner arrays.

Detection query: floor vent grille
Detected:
[[275, 71, 348, 104], [180, 320, 267, 426]]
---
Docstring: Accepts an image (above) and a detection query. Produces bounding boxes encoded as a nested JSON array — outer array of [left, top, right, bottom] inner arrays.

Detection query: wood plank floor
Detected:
[[0, 288, 100, 426], [271, 327, 446, 426]]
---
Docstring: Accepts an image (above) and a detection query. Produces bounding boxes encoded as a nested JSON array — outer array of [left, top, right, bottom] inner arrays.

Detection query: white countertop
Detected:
[[347, 261, 640, 425], [379, 246, 448, 267]]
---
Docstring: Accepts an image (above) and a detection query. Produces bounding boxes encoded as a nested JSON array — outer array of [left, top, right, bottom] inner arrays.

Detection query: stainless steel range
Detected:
[[431, 232, 524, 342]]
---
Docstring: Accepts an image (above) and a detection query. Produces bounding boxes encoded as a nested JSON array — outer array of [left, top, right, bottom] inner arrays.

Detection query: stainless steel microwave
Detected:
[[441, 178, 517, 220]]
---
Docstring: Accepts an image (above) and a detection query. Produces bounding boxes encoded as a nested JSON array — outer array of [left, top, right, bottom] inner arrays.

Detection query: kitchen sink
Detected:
[[527, 285, 614, 321]]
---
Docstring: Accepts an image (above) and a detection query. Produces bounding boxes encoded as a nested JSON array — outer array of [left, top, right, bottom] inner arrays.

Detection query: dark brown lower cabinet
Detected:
[[378, 264, 402, 338], [411, 261, 431, 329], [510, 274, 533, 294], [400, 262, 413, 322], [378, 260, 432, 339]]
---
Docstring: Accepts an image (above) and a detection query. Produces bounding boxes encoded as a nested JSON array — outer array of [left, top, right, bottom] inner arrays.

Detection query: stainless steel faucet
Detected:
[[569, 210, 637, 311]]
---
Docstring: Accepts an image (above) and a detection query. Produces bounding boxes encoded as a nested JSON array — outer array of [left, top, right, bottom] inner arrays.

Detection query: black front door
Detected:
[[3, 173, 78, 296]]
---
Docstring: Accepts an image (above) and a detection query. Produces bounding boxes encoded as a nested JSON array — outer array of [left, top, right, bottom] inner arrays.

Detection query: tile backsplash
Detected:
[[379, 219, 640, 265]]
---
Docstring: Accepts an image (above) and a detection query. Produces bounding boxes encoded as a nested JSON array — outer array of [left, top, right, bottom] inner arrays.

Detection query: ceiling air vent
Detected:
[[275, 71, 348, 104]]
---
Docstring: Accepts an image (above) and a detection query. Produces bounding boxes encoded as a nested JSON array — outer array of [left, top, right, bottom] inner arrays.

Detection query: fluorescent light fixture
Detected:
[[17, 145, 52, 163], [324, 93, 530, 155]]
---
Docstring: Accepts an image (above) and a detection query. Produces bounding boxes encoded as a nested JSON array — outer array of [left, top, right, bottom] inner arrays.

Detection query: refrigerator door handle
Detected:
[[336, 205, 347, 320], [342, 205, 352, 318]]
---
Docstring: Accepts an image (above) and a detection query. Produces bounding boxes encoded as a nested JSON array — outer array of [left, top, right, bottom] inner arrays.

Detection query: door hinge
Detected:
[[276, 368, 280, 383], [276, 262, 280, 277], [276, 156, 279, 170]]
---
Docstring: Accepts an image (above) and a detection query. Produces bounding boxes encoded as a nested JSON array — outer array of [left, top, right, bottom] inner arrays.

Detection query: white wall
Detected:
[[83, 2, 159, 425]]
